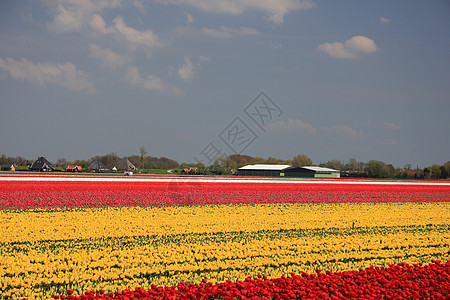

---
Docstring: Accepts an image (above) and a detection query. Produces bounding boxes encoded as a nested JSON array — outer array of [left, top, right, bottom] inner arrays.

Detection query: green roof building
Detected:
[[238, 164, 340, 178]]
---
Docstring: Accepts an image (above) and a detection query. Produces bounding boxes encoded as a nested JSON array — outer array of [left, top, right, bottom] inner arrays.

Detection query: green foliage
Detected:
[[292, 154, 313, 167]]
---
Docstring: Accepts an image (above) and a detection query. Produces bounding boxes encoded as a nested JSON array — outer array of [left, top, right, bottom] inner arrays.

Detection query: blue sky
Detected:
[[0, 0, 449, 167]]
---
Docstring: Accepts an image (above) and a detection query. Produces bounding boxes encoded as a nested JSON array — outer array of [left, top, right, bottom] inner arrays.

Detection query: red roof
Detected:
[[66, 165, 82, 170]]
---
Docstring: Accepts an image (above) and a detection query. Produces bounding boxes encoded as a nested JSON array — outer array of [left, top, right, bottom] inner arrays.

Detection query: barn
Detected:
[[117, 158, 136, 171], [284, 166, 340, 178], [237, 164, 291, 177], [30, 157, 55, 172], [238, 164, 340, 178], [87, 160, 108, 172]]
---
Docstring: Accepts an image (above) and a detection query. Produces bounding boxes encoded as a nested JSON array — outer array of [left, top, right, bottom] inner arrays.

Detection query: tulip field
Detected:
[[1, 175, 450, 299]]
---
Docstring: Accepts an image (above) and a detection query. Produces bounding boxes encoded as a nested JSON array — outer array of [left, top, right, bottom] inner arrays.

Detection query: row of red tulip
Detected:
[[1, 180, 449, 209], [44, 261, 449, 300]]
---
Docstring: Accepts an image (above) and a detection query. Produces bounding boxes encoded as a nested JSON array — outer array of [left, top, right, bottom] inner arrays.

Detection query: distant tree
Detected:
[[322, 160, 344, 171], [366, 160, 390, 178], [386, 164, 396, 178], [14, 156, 28, 166], [154, 157, 179, 169], [430, 164, 442, 179], [250, 157, 266, 165], [0, 154, 6, 165], [207, 164, 223, 175], [220, 157, 237, 174], [195, 162, 207, 174], [56, 158, 68, 167], [441, 162, 450, 179], [228, 154, 254, 168], [90, 153, 120, 169], [74, 160, 90, 169], [292, 154, 313, 167], [345, 158, 359, 171], [139, 146, 148, 170]]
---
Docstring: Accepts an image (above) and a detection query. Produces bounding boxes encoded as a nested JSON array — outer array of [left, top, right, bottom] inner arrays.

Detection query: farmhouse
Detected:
[[30, 157, 55, 172], [87, 160, 108, 172], [238, 164, 340, 178], [66, 165, 82, 172], [1, 163, 15, 171], [117, 158, 136, 171]]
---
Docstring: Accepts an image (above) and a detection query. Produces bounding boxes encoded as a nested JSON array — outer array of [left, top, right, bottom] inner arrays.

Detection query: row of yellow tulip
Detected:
[[2, 202, 449, 243], [1, 202, 449, 299]]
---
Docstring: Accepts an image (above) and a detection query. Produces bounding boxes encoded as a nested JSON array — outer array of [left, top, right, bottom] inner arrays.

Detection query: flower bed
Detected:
[[1, 176, 449, 299]]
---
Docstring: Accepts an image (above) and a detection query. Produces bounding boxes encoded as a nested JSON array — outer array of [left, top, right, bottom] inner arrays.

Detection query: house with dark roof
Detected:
[[1, 163, 15, 171], [87, 160, 108, 172], [117, 158, 136, 171], [30, 157, 55, 172]]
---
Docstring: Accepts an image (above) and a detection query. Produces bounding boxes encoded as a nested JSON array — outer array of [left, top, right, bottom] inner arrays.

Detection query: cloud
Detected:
[[46, 0, 121, 33], [268, 118, 316, 134], [320, 125, 363, 139], [177, 57, 194, 80], [186, 13, 194, 24], [89, 15, 166, 53], [47, 4, 82, 33], [0, 57, 95, 93], [111, 16, 166, 49], [317, 36, 378, 59], [47, 1, 166, 53], [271, 43, 283, 50], [384, 122, 400, 130], [89, 44, 132, 68], [90, 13, 110, 34], [132, 0, 146, 13], [156, 0, 316, 24], [199, 56, 210, 62], [124, 66, 182, 94], [380, 17, 390, 23], [202, 26, 259, 38]]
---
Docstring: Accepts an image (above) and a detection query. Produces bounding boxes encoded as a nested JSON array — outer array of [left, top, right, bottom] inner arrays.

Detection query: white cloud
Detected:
[[47, 1, 166, 53], [384, 122, 400, 130], [320, 125, 363, 139], [46, 0, 121, 33], [380, 17, 390, 23], [156, 0, 316, 24], [111, 16, 165, 49], [47, 4, 82, 33], [199, 55, 210, 62], [89, 44, 132, 68], [90, 13, 110, 34], [271, 43, 283, 49], [177, 57, 194, 80], [0, 57, 95, 93], [124, 66, 182, 94], [317, 36, 378, 59], [202, 26, 259, 38], [268, 118, 316, 134], [133, 0, 146, 13], [89, 15, 166, 53], [186, 13, 195, 24]]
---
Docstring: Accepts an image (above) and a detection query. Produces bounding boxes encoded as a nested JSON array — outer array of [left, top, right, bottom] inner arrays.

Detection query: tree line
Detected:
[[1, 151, 449, 179]]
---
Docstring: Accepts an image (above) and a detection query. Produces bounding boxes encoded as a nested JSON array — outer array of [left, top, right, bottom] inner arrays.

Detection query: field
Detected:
[[1, 175, 450, 299]]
